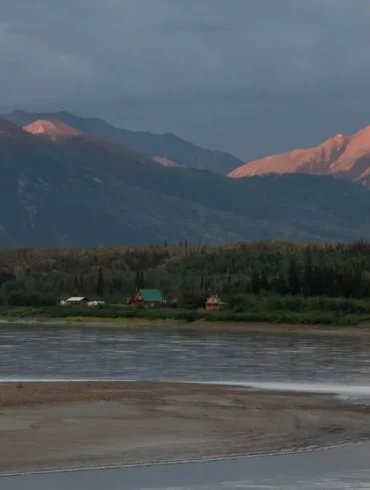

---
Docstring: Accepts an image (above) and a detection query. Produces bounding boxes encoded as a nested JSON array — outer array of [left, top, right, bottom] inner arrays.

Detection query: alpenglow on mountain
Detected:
[[229, 125, 370, 188], [23, 119, 82, 140], [5, 110, 243, 174]]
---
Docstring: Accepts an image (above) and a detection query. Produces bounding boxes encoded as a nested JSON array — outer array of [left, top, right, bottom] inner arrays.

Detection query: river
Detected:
[[1, 325, 370, 395], [1, 325, 370, 489], [2, 442, 370, 489]]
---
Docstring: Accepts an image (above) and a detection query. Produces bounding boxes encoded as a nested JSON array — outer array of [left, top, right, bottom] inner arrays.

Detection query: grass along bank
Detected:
[[3, 294, 370, 326]]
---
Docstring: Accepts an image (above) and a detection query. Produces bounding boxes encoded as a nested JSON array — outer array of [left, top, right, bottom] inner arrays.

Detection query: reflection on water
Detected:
[[1, 326, 370, 390], [2, 442, 370, 489]]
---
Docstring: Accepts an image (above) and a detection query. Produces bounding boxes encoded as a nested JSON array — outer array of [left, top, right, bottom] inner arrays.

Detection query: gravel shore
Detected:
[[1, 382, 370, 475]]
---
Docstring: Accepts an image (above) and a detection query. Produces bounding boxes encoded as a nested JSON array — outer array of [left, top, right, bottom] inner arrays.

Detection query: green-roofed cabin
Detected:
[[134, 289, 164, 308]]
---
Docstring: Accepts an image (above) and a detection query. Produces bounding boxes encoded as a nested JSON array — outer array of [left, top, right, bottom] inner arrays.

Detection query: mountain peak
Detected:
[[23, 119, 81, 140], [228, 125, 370, 185], [3, 109, 243, 174]]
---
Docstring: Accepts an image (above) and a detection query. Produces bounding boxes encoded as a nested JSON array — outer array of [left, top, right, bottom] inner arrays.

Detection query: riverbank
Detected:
[[1, 382, 370, 475], [3, 299, 370, 327], [4, 316, 370, 336]]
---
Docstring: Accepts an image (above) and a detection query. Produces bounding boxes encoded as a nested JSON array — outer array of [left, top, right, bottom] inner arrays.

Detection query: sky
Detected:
[[2, 0, 370, 160]]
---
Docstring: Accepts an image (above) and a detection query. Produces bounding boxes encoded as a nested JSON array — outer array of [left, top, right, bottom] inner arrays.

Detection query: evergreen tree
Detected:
[[288, 258, 300, 295], [251, 270, 261, 294], [96, 267, 105, 296], [260, 270, 269, 291], [302, 248, 313, 297], [79, 271, 85, 293], [134, 270, 142, 289]]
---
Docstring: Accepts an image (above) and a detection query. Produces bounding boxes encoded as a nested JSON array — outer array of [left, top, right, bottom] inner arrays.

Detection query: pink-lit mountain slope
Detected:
[[229, 126, 370, 187], [23, 119, 183, 169], [23, 119, 82, 140], [7, 110, 243, 174]]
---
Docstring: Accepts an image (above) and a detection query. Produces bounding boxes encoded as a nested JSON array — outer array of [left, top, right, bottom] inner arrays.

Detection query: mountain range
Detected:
[[2, 111, 370, 247], [229, 126, 370, 188], [5, 110, 243, 174]]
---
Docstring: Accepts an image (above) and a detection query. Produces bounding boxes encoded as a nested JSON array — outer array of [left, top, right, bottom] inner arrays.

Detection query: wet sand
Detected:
[[1, 382, 370, 475]]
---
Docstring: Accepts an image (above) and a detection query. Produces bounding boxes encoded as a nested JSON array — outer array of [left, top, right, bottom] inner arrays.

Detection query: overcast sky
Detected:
[[2, 0, 370, 159]]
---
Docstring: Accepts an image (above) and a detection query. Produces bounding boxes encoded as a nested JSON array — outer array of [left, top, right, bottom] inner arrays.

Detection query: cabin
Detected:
[[133, 289, 164, 308], [61, 296, 90, 306], [205, 295, 226, 311]]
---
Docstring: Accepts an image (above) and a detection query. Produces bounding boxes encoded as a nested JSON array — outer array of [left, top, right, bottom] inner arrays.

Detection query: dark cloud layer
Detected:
[[2, 0, 370, 159]]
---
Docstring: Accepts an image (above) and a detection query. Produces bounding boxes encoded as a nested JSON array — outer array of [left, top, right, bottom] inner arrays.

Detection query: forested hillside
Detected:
[[3, 118, 370, 246], [1, 241, 370, 307]]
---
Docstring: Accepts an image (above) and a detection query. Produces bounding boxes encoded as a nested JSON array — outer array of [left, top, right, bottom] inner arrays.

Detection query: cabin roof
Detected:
[[207, 295, 220, 302], [138, 289, 164, 302], [206, 295, 226, 305]]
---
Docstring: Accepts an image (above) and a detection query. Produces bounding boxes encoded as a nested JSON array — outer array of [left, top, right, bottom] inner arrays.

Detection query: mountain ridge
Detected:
[[2, 115, 370, 246], [229, 125, 370, 187], [5, 110, 243, 174]]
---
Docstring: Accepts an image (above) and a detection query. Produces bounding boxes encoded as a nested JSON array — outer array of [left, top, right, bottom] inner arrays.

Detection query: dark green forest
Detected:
[[1, 241, 370, 309]]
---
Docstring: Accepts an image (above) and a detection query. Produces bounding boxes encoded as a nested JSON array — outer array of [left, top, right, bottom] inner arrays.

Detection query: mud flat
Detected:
[[1, 382, 370, 475]]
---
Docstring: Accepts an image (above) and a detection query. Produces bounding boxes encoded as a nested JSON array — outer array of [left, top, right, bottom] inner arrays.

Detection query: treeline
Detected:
[[1, 240, 370, 307], [6, 294, 370, 325]]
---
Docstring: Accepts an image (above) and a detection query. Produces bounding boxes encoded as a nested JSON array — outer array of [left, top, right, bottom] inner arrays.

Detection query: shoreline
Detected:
[[2, 439, 368, 479], [1, 381, 370, 475], [3, 316, 370, 336]]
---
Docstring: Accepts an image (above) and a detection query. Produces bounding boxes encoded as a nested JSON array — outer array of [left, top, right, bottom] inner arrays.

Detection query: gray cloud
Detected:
[[2, 0, 370, 159]]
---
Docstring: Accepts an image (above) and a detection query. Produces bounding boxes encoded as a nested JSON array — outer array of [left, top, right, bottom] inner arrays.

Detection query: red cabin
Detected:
[[205, 295, 225, 311]]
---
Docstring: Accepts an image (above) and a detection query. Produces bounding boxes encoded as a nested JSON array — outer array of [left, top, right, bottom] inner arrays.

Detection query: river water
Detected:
[[1, 325, 370, 489], [1, 326, 370, 395], [2, 442, 370, 489]]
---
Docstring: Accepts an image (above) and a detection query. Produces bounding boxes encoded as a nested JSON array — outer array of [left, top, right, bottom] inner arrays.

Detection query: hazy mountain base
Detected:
[[2, 115, 370, 246], [0, 121, 264, 246], [2, 146, 370, 245]]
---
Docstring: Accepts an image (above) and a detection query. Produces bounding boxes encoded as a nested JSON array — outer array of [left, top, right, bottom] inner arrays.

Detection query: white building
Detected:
[[61, 297, 90, 306]]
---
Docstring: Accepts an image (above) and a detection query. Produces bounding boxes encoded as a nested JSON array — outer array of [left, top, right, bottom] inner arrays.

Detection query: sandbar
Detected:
[[1, 382, 370, 475]]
